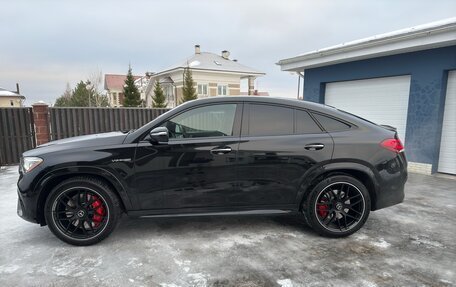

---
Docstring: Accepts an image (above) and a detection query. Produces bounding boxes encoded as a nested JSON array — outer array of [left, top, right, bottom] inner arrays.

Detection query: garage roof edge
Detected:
[[277, 17, 456, 72]]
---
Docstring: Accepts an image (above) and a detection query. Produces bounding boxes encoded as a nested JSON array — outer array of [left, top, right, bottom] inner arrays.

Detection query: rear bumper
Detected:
[[372, 153, 407, 210]]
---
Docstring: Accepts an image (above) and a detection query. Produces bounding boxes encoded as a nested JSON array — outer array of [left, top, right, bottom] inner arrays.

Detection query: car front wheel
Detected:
[[44, 177, 122, 246], [303, 175, 371, 237]]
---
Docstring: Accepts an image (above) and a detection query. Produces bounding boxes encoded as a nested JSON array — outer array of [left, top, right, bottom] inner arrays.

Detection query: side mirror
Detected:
[[149, 127, 169, 144]]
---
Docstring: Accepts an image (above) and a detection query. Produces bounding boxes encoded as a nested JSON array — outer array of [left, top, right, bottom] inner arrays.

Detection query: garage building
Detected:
[[278, 18, 456, 175]]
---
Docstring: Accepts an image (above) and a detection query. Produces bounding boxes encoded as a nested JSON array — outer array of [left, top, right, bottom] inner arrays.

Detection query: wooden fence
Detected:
[[0, 107, 170, 165], [0, 108, 36, 165], [49, 107, 169, 140]]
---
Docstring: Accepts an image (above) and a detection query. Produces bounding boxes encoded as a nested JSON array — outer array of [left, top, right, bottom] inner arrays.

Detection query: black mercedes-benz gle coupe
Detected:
[[17, 96, 407, 245]]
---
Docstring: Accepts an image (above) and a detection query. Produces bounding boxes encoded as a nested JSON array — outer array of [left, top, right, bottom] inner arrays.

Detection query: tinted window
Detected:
[[295, 109, 322, 134], [248, 104, 293, 136], [312, 113, 351, 132], [164, 104, 237, 139]]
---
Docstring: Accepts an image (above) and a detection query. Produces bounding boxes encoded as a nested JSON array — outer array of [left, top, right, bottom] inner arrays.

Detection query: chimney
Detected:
[[16, 83, 20, 94], [221, 50, 230, 59], [195, 45, 201, 54]]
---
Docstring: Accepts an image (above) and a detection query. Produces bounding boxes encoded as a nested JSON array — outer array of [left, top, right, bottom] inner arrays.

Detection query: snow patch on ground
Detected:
[[51, 256, 103, 277], [360, 280, 378, 287], [277, 278, 293, 287], [354, 233, 369, 241], [440, 279, 453, 285], [174, 258, 192, 273], [160, 284, 182, 287], [210, 233, 268, 249], [174, 258, 191, 267], [370, 238, 391, 249], [410, 235, 443, 248], [0, 265, 20, 274], [188, 272, 208, 287]]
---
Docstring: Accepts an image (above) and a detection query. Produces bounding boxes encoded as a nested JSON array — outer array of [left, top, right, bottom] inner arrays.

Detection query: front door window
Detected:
[[163, 104, 237, 139]]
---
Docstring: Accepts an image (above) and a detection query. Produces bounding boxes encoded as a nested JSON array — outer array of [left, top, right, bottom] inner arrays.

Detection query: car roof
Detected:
[[183, 96, 334, 112], [127, 96, 381, 143]]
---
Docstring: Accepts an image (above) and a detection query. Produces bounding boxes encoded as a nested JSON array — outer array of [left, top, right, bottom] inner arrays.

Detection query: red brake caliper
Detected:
[[91, 195, 105, 226], [317, 198, 329, 218]]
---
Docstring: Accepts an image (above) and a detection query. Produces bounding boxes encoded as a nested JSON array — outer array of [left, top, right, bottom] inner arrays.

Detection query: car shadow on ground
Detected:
[[112, 213, 318, 240]]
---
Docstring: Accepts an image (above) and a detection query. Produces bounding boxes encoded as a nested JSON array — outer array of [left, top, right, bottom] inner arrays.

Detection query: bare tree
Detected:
[[87, 69, 109, 107]]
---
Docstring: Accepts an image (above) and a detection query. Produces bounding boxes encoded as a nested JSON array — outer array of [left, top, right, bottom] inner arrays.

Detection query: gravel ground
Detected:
[[0, 166, 455, 287]]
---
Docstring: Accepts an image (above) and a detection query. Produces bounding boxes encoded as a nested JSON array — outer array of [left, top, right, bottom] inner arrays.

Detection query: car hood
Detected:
[[23, 131, 128, 157]]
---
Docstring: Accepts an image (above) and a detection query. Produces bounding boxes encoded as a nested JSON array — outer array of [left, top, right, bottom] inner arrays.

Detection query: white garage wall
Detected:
[[325, 75, 411, 142], [438, 71, 456, 175]]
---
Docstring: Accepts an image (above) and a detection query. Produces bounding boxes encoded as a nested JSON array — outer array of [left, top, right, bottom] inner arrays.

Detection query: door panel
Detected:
[[134, 138, 239, 209], [134, 103, 242, 210], [236, 104, 333, 206], [237, 134, 333, 206]]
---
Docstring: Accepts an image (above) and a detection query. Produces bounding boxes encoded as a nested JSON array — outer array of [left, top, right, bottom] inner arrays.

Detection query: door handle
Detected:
[[211, 147, 232, 155], [304, 143, 325, 150]]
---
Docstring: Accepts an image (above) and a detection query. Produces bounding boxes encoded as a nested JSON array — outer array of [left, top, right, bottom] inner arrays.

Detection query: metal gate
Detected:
[[0, 107, 36, 165]]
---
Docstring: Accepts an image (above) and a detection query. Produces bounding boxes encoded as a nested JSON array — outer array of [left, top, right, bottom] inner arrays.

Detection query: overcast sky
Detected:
[[1, 0, 455, 105]]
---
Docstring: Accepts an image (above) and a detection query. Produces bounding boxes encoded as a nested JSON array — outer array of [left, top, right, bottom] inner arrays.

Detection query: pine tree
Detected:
[[71, 81, 92, 107], [123, 66, 142, 107], [152, 80, 167, 108], [54, 78, 110, 107], [181, 66, 197, 103]]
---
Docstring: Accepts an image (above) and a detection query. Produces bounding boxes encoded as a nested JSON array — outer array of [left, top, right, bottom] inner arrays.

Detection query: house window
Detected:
[[217, 85, 228, 96], [163, 85, 175, 107], [197, 84, 208, 97], [10, 100, 14, 106], [112, 92, 117, 105]]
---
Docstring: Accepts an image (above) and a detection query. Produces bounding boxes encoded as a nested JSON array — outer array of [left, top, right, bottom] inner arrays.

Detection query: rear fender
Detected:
[[297, 161, 380, 209]]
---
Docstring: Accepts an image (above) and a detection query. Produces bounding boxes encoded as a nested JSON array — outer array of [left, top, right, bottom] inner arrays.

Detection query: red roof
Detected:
[[104, 74, 141, 90]]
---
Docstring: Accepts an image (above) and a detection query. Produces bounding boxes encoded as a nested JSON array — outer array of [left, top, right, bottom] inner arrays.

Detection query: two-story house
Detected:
[[0, 86, 25, 107], [104, 74, 142, 107], [145, 45, 265, 108]]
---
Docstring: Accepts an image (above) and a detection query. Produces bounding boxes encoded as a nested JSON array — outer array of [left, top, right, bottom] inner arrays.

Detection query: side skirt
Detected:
[[127, 205, 297, 218]]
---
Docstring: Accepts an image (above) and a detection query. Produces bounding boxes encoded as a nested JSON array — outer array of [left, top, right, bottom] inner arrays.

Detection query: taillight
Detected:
[[381, 138, 404, 153]]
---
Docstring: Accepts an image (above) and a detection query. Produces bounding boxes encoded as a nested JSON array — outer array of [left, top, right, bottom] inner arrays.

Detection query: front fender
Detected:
[[35, 166, 133, 212]]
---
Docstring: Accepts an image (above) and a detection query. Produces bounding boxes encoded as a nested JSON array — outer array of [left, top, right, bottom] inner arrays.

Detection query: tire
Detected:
[[302, 175, 371, 237], [44, 176, 122, 246]]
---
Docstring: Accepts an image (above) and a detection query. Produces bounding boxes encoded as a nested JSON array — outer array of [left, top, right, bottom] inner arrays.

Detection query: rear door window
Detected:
[[295, 109, 322, 134], [247, 104, 293, 136]]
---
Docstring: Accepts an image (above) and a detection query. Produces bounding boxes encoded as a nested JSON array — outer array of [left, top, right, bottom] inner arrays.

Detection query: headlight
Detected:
[[21, 157, 43, 173]]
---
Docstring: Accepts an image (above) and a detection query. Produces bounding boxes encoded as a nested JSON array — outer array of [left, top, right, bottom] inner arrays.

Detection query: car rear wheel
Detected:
[[44, 177, 122, 246], [303, 175, 371, 237]]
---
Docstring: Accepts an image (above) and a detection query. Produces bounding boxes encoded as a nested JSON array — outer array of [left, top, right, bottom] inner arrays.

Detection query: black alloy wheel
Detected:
[[45, 177, 121, 246], [52, 188, 109, 239], [303, 175, 371, 237]]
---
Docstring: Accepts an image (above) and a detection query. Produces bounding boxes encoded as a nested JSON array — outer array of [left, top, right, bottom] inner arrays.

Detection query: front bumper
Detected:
[[17, 187, 39, 224]]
